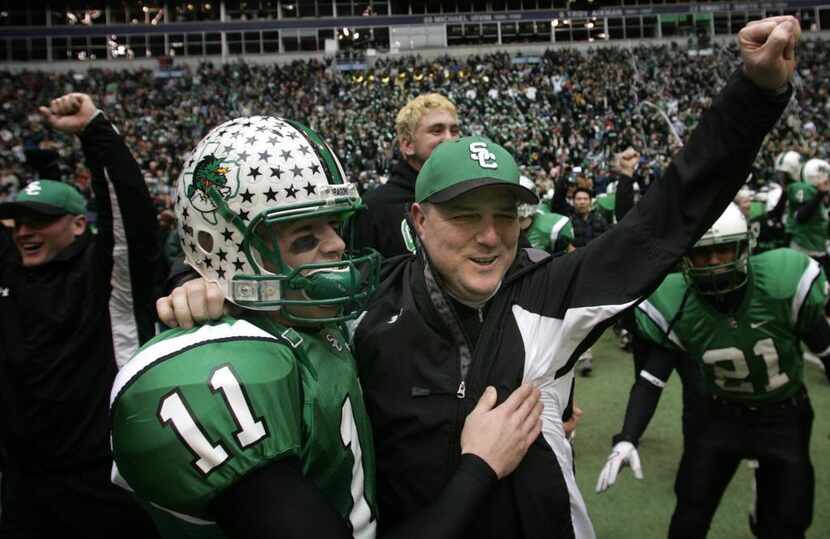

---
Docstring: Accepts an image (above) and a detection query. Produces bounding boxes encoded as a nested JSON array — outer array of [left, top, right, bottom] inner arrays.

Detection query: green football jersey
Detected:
[[786, 181, 828, 254], [526, 211, 573, 254], [111, 315, 377, 538], [594, 193, 616, 224], [636, 249, 827, 404]]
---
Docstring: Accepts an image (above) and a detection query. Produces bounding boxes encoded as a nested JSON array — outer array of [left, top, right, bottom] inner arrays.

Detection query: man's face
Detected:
[[411, 186, 519, 304], [13, 212, 86, 267], [573, 192, 591, 215], [401, 109, 460, 170], [257, 214, 347, 325], [688, 243, 738, 268]]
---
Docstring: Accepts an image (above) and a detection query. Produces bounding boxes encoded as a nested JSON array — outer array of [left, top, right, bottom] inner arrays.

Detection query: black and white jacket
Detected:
[[0, 113, 160, 472], [352, 71, 792, 539]]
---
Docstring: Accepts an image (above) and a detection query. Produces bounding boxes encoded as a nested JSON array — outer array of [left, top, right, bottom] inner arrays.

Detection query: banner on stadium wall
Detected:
[[2, 1, 823, 39]]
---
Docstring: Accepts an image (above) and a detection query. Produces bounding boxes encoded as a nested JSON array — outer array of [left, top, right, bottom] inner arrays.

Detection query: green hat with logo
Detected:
[[415, 136, 538, 204], [0, 180, 86, 219]]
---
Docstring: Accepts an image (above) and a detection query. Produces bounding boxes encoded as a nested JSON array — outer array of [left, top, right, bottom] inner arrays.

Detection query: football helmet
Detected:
[[517, 175, 539, 218], [682, 203, 750, 295], [175, 116, 380, 323], [773, 151, 802, 181], [801, 158, 830, 188]]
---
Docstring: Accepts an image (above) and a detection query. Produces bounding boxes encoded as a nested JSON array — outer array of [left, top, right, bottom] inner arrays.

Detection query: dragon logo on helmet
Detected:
[[184, 155, 239, 224]]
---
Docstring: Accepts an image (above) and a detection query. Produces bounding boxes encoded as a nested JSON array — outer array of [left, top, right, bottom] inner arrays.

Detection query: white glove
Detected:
[[595, 441, 643, 493]]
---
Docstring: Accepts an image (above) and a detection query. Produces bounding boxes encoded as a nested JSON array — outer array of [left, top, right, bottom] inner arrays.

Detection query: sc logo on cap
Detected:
[[24, 182, 43, 196], [469, 142, 498, 170]]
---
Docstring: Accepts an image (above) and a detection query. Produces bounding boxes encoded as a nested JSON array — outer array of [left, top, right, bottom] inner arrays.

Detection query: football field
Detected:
[[573, 331, 830, 538]]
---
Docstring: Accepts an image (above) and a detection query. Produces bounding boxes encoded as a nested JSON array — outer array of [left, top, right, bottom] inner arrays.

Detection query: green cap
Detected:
[[415, 136, 538, 204], [0, 180, 86, 219]]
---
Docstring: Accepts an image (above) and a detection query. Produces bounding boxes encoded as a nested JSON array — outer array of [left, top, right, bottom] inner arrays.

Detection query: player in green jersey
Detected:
[[786, 158, 830, 263], [518, 177, 575, 255], [110, 117, 542, 539], [596, 204, 830, 538]]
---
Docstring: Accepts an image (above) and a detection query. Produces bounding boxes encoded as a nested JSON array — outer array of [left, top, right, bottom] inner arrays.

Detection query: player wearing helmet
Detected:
[[109, 117, 542, 538], [786, 158, 830, 268], [596, 204, 830, 538], [517, 176, 575, 256]]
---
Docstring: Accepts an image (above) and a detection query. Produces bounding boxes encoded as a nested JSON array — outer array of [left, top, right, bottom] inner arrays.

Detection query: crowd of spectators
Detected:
[[1, 38, 828, 214]]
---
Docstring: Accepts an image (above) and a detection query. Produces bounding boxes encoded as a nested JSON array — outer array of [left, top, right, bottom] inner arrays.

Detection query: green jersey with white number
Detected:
[[786, 181, 828, 254], [635, 248, 827, 404], [110, 315, 377, 538], [526, 211, 573, 254]]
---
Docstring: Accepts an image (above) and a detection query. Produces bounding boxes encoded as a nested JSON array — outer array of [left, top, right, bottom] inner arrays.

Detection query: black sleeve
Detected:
[[383, 454, 496, 539], [612, 344, 681, 447], [800, 314, 830, 381], [79, 112, 161, 347], [211, 457, 352, 539], [213, 454, 496, 539], [549, 177, 572, 216], [794, 191, 826, 224], [614, 173, 635, 222], [553, 70, 792, 313]]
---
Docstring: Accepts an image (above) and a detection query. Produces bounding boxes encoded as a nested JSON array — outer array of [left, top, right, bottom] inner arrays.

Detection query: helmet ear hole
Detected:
[[197, 230, 215, 254]]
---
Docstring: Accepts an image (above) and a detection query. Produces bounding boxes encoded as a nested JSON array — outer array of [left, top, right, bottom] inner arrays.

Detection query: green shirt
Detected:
[[636, 249, 827, 404], [786, 181, 828, 254], [526, 211, 573, 254], [111, 315, 377, 538]]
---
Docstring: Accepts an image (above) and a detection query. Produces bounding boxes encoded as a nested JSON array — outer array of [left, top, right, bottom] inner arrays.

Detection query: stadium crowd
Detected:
[[1, 19, 829, 537], [2, 38, 829, 211]]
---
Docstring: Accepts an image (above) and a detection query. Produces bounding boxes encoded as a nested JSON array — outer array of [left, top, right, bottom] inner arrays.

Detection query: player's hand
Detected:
[[461, 385, 543, 479], [157, 278, 225, 329], [612, 147, 640, 178], [37, 93, 98, 135], [595, 441, 643, 493], [563, 404, 584, 440], [738, 16, 801, 91]]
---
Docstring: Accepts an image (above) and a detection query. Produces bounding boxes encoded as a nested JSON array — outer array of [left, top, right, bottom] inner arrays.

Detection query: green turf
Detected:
[[572, 330, 830, 538]]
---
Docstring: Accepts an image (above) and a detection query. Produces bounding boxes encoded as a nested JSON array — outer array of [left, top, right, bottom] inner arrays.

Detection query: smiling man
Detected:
[[0, 94, 160, 538], [348, 93, 460, 258], [157, 16, 803, 539], [4, 180, 87, 267]]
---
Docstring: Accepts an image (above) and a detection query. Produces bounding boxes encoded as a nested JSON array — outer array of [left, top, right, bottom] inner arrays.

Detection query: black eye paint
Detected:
[[291, 235, 320, 253]]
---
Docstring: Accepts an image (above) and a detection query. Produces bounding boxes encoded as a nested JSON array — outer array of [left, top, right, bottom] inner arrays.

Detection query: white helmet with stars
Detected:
[[175, 116, 380, 322]]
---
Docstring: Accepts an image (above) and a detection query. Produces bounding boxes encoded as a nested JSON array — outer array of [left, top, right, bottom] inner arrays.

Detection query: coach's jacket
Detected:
[[352, 70, 792, 539], [0, 113, 159, 472]]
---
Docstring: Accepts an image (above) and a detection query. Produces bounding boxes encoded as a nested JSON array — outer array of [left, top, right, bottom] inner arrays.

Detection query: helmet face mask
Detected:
[[176, 116, 380, 323], [682, 203, 750, 296]]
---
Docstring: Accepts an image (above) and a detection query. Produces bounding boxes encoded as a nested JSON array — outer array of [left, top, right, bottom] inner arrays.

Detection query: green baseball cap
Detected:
[[415, 136, 538, 204], [0, 180, 86, 219]]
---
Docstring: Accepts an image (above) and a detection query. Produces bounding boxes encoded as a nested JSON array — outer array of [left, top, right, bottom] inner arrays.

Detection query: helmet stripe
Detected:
[[285, 120, 345, 185]]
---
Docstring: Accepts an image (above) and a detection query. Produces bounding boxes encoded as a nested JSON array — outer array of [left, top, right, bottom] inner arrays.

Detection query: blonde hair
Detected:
[[395, 93, 457, 145]]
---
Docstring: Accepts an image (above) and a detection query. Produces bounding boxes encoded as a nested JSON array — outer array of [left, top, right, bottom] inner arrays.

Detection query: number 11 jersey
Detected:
[[110, 315, 377, 538]]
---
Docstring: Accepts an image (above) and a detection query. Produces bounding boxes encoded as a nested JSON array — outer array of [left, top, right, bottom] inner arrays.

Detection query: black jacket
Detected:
[[571, 210, 610, 247], [0, 113, 160, 472], [352, 71, 791, 538], [348, 160, 418, 258]]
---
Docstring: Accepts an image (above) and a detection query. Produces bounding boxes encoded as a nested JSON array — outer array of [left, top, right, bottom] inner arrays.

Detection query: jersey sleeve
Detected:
[[794, 258, 829, 337], [554, 218, 574, 252], [111, 322, 303, 521], [635, 298, 685, 353]]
